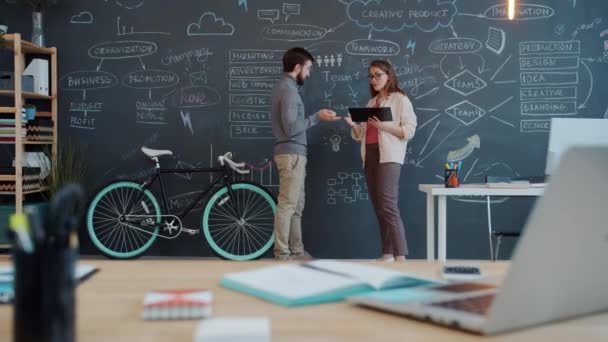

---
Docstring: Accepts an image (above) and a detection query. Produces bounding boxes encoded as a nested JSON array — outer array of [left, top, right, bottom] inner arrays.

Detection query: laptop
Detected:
[[350, 146, 608, 335]]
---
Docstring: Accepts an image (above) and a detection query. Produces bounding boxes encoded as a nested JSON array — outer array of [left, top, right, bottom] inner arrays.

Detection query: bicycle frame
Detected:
[[123, 160, 242, 222]]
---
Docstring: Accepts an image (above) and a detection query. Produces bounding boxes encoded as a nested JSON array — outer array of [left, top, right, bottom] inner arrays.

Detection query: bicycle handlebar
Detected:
[[218, 153, 250, 175]]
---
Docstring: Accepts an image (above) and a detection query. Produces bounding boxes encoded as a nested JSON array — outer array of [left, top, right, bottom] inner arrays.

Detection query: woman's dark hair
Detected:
[[368, 60, 405, 97], [282, 47, 314, 72]]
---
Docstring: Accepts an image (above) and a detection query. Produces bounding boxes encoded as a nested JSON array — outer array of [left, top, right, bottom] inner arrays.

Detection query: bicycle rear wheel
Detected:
[[202, 182, 276, 260], [86, 181, 161, 259]]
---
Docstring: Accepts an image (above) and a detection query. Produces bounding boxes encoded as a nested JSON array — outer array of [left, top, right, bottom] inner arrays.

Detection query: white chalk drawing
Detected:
[[488, 96, 514, 113], [345, 38, 400, 56], [486, 27, 505, 54], [429, 37, 483, 55], [321, 128, 350, 152], [445, 100, 487, 126], [346, 0, 457, 33], [418, 120, 440, 157], [168, 191, 205, 212], [261, 24, 329, 41], [70, 11, 93, 24], [490, 54, 512, 81], [324, 83, 336, 99], [174, 160, 197, 181], [519, 41, 582, 118], [121, 69, 180, 89], [162, 48, 213, 66], [230, 49, 283, 64], [88, 40, 157, 72], [258, 9, 280, 24], [179, 110, 193, 134], [490, 116, 515, 127], [231, 125, 273, 139], [283, 3, 301, 21], [116, 16, 170, 36], [446, 135, 480, 162], [327, 172, 368, 205], [69, 115, 96, 130], [415, 86, 439, 100], [416, 125, 461, 167], [578, 60, 593, 109], [316, 54, 343, 68], [187, 12, 235, 36], [484, 3, 554, 21], [136, 96, 168, 125], [521, 119, 551, 133], [554, 24, 565, 36], [444, 69, 487, 96], [115, 0, 145, 10], [59, 70, 119, 91], [571, 18, 602, 40]]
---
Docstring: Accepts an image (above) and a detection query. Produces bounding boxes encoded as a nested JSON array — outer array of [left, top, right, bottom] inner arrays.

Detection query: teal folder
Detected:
[[220, 260, 437, 307]]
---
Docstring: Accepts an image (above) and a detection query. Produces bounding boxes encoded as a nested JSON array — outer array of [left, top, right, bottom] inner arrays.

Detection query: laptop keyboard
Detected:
[[431, 294, 496, 315]]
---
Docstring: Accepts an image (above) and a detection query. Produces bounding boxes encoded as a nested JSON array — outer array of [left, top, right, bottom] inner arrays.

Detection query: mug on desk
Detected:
[[444, 161, 461, 188]]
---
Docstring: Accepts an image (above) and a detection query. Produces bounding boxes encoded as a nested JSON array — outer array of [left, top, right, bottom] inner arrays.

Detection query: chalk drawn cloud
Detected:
[[347, 0, 456, 33], [187, 12, 235, 36], [70, 11, 93, 24]]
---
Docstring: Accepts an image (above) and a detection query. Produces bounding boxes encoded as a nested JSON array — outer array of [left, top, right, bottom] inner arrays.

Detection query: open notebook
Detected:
[[220, 260, 438, 306]]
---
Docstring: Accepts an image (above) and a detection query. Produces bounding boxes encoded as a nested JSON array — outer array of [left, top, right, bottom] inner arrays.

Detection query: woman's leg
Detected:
[[376, 162, 408, 257], [365, 144, 393, 257]]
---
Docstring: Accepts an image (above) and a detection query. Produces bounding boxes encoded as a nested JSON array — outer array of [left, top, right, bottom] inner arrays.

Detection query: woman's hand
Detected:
[[345, 114, 357, 128], [367, 116, 388, 131]]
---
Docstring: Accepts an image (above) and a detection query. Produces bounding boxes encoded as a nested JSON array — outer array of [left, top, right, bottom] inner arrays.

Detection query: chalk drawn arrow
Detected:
[[447, 135, 481, 162], [579, 60, 593, 109]]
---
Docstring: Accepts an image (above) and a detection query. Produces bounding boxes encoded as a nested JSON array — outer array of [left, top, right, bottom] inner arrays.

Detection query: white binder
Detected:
[[23, 58, 49, 95]]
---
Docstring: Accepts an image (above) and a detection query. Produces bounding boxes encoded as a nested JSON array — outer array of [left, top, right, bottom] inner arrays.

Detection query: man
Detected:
[[270, 47, 339, 260]]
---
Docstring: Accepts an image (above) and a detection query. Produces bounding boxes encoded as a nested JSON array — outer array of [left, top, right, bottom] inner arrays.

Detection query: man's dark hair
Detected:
[[282, 47, 314, 72]]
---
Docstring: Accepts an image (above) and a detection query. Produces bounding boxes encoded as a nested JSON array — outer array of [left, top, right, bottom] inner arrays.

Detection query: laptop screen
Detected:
[[545, 118, 608, 175]]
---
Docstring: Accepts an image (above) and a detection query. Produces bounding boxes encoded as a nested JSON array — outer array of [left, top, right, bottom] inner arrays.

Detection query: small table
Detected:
[[418, 184, 545, 261]]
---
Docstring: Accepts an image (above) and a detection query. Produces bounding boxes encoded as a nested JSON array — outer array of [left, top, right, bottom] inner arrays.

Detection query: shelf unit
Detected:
[[0, 33, 57, 213]]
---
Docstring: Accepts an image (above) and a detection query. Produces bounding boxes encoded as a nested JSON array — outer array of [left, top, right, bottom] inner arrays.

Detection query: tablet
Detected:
[[348, 107, 393, 122]]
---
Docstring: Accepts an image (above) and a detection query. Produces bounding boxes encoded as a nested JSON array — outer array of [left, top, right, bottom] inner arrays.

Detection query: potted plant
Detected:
[[19, 0, 58, 47], [39, 142, 87, 200]]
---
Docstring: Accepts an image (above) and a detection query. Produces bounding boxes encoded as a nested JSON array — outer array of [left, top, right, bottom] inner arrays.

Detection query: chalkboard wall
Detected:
[[1, 0, 606, 259]]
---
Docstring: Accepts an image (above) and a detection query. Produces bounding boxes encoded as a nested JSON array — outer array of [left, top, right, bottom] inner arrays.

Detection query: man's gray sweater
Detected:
[[270, 74, 320, 156]]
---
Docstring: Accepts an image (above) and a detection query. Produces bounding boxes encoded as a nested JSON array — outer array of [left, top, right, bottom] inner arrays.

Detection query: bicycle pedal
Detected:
[[182, 227, 199, 235]]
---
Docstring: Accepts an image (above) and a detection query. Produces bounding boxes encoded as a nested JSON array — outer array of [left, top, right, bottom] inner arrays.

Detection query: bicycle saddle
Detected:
[[141, 147, 173, 158]]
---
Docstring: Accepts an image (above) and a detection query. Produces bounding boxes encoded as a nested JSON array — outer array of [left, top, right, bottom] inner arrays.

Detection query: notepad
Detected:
[[220, 260, 438, 307], [142, 288, 213, 320]]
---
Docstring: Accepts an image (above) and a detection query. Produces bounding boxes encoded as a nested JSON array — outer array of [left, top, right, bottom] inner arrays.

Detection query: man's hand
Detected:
[[318, 109, 341, 122]]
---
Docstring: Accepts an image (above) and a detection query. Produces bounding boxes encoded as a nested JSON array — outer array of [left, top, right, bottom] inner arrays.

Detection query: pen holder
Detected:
[[13, 247, 77, 342], [444, 168, 460, 188]]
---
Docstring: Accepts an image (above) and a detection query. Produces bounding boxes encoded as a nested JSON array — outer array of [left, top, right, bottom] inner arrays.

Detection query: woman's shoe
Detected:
[[376, 255, 395, 262]]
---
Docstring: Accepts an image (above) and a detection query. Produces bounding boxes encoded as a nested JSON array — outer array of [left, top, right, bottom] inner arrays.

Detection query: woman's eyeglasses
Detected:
[[368, 72, 387, 80]]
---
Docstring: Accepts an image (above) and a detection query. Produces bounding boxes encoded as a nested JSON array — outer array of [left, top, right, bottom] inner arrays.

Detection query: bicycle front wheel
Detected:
[[202, 182, 276, 260], [86, 181, 161, 259]]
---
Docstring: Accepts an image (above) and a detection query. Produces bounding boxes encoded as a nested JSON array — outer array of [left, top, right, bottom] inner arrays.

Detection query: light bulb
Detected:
[[330, 135, 341, 152]]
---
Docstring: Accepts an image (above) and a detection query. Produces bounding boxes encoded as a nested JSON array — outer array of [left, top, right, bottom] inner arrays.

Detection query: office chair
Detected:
[[486, 196, 520, 261]]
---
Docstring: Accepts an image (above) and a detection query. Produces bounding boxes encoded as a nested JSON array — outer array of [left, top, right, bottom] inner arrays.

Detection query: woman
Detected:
[[345, 60, 417, 262]]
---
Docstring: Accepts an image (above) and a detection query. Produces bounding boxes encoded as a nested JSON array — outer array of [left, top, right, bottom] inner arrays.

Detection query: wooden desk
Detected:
[[419, 184, 545, 261], [1, 259, 606, 341]]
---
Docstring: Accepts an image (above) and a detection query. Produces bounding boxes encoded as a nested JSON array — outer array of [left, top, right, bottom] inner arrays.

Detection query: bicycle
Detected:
[[85, 147, 277, 260]]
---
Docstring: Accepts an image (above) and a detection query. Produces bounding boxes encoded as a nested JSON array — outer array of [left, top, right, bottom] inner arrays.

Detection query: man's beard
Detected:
[[296, 72, 305, 86]]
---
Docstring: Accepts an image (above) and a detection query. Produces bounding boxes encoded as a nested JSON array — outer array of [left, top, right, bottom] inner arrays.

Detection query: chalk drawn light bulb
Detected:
[[330, 135, 341, 152]]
